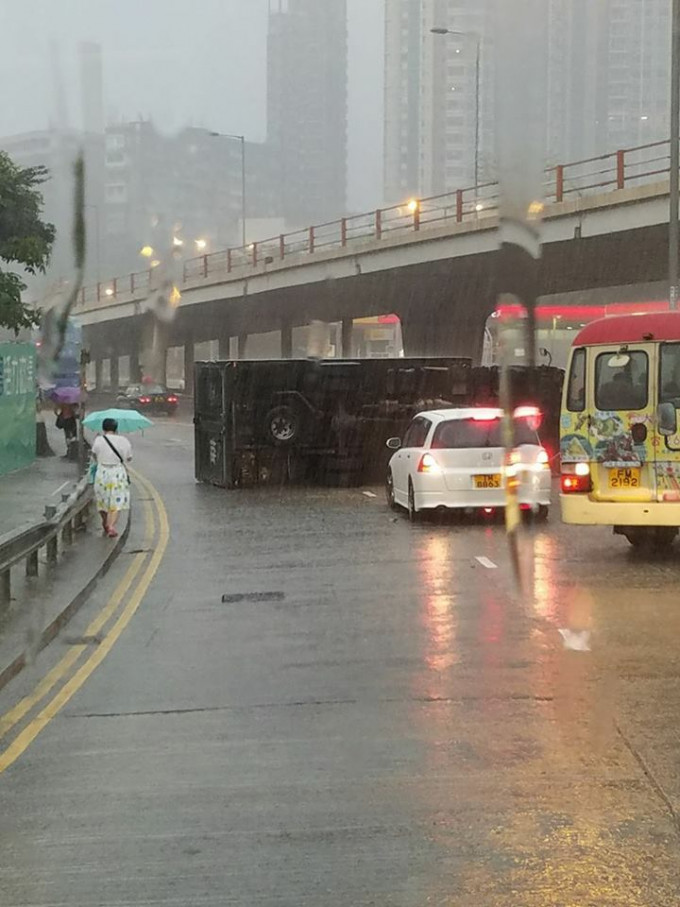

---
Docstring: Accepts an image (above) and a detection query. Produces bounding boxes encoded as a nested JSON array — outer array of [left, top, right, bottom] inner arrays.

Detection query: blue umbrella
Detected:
[[83, 408, 154, 434]]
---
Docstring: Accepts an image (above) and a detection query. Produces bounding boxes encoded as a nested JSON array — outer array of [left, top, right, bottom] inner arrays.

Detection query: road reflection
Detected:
[[418, 535, 458, 675]]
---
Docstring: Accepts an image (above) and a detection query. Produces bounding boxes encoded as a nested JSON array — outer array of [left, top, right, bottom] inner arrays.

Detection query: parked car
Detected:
[[116, 384, 179, 415], [386, 407, 551, 521]]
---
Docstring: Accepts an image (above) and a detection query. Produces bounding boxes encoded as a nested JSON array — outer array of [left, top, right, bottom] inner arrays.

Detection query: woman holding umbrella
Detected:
[[90, 418, 133, 538]]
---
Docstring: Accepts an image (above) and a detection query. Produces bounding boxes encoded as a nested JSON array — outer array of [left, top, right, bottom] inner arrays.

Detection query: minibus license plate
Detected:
[[608, 467, 640, 489], [474, 474, 501, 489]]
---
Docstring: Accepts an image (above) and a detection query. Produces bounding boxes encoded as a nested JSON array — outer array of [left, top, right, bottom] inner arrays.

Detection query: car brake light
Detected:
[[139, 396, 150, 404], [471, 409, 501, 421], [417, 452, 440, 473], [167, 395, 178, 403]]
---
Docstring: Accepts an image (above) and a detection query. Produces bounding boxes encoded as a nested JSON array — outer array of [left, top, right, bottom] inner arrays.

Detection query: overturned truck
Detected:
[[194, 358, 564, 489]]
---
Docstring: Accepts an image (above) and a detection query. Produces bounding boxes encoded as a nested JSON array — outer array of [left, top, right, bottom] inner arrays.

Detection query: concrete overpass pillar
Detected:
[[129, 349, 141, 384], [341, 318, 353, 358], [148, 322, 168, 387], [218, 335, 230, 360], [281, 322, 292, 359], [94, 358, 103, 391], [184, 338, 195, 396], [398, 293, 494, 362], [110, 353, 120, 391]]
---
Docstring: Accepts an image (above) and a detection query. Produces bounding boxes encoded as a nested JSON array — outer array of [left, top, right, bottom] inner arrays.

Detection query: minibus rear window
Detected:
[[566, 348, 586, 412], [595, 351, 648, 411]]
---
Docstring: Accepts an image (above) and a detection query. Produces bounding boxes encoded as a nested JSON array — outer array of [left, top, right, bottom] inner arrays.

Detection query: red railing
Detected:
[[76, 139, 673, 312]]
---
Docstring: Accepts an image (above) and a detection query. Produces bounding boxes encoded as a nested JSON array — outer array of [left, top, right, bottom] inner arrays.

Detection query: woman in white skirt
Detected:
[[91, 418, 132, 538]]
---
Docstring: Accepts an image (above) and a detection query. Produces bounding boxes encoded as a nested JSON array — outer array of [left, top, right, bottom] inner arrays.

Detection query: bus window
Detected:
[[566, 348, 586, 412], [595, 351, 648, 411], [660, 343, 680, 403]]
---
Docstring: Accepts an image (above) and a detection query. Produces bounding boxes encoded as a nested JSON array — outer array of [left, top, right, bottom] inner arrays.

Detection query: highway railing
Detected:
[[73, 139, 674, 314], [0, 479, 92, 605]]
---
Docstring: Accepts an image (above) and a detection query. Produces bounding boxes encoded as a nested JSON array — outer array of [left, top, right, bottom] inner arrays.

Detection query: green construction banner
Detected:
[[0, 342, 36, 477]]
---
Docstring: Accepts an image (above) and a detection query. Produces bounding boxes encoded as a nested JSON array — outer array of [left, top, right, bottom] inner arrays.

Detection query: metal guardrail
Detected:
[[0, 479, 93, 605], [71, 139, 673, 314]]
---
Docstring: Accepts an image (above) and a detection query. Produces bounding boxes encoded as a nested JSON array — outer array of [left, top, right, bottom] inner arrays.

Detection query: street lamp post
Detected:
[[210, 131, 247, 249], [431, 27, 481, 189], [84, 204, 100, 280], [670, 0, 680, 310]]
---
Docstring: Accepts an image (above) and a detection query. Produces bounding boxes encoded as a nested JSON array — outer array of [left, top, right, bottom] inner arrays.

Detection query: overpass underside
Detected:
[[82, 218, 671, 391]]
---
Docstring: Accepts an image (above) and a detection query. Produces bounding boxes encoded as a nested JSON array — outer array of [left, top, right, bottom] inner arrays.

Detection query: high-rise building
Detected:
[[603, 0, 670, 151], [385, 0, 672, 203], [102, 123, 273, 275], [267, 0, 348, 225], [384, 0, 494, 203], [546, 0, 670, 164]]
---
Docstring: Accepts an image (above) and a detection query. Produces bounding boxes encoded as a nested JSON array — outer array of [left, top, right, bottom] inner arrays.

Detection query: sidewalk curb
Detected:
[[0, 510, 131, 695]]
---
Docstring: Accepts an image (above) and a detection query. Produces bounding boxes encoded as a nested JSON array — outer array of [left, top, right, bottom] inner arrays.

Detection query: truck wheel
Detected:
[[264, 405, 303, 446]]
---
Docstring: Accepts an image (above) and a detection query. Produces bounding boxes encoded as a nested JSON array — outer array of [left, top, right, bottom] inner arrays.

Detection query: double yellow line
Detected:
[[0, 470, 169, 773]]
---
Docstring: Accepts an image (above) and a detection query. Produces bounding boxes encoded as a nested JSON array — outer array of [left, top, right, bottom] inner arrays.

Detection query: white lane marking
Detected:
[[475, 556, 497, 569], [51, 481, 70, 497], [362, 491, 377, 498], [558, 629, 592, 652]]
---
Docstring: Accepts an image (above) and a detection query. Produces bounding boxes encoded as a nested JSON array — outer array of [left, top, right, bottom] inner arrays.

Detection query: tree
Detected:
[[0, 151, 55, 334]]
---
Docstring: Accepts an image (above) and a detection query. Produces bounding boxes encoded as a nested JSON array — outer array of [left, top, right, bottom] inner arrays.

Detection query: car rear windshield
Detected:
[[144, 386, 166, 394], [431, 418, 538, 449]]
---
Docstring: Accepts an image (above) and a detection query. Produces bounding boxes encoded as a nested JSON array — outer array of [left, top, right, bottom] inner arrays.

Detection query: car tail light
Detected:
[[417, 452, 440, 473], [167, 395, 178, 403], [561, 462, 591, 493], [514, 405, 543, 430], [139, 396, 151, 404]]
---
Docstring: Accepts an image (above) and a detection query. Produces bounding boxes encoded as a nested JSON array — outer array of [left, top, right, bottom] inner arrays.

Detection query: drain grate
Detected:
[[221, 591, 285, 604]]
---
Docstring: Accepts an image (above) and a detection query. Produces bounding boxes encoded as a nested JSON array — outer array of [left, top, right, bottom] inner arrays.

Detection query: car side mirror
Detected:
[[386, 437, 402, 450], [658, 402, 677, 436]]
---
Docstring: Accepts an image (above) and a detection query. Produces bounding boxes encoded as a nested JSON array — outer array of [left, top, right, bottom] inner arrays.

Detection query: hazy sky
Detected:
[[0, 0, 384, 209]]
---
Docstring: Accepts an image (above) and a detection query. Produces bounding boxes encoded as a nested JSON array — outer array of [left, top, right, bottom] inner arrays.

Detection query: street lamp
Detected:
[[431, 27, 481, 190], [209, 130, 247, 249]]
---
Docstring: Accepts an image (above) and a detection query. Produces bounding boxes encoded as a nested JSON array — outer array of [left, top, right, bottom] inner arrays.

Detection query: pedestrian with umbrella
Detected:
[[83, 408, 153, 538]]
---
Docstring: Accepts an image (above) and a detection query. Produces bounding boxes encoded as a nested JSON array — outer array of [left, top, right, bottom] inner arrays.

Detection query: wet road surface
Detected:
[[2, 418, 680, 904]]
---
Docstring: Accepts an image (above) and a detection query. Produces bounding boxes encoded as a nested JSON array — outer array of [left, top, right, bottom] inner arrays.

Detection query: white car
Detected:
[[386, 407, 551, 521]]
